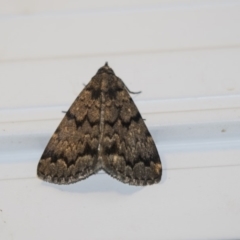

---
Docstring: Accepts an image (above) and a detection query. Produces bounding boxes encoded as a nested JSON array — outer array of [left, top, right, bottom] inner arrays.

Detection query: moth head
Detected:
[[97, 62, 115, 75]]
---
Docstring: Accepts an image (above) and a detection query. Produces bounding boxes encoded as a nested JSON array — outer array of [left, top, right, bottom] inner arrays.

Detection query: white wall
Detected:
[[0, 1, 240, 239]]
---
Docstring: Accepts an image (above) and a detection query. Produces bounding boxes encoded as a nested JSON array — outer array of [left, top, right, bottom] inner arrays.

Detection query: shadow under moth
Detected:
[[37, 63, 162, 186]]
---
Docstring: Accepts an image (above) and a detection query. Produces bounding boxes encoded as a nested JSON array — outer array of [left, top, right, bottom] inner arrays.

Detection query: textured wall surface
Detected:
[[0, 0, 240, 239]]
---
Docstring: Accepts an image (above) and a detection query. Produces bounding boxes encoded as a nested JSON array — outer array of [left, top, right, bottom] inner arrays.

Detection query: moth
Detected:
[[37, 63, 162, 186]]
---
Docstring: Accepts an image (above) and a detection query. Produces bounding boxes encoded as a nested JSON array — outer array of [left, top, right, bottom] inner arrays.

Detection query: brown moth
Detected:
[[37, 63, 162, 186]]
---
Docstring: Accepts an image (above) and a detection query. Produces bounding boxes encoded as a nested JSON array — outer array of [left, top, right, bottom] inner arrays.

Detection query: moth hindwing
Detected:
[[37, 63, 162, 186]]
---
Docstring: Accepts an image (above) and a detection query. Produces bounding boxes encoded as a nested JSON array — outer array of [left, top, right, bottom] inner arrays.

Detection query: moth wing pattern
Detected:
[[37, 77, 102, 184], [37, 63, 162, 186], [101, 76, 162, 185]]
